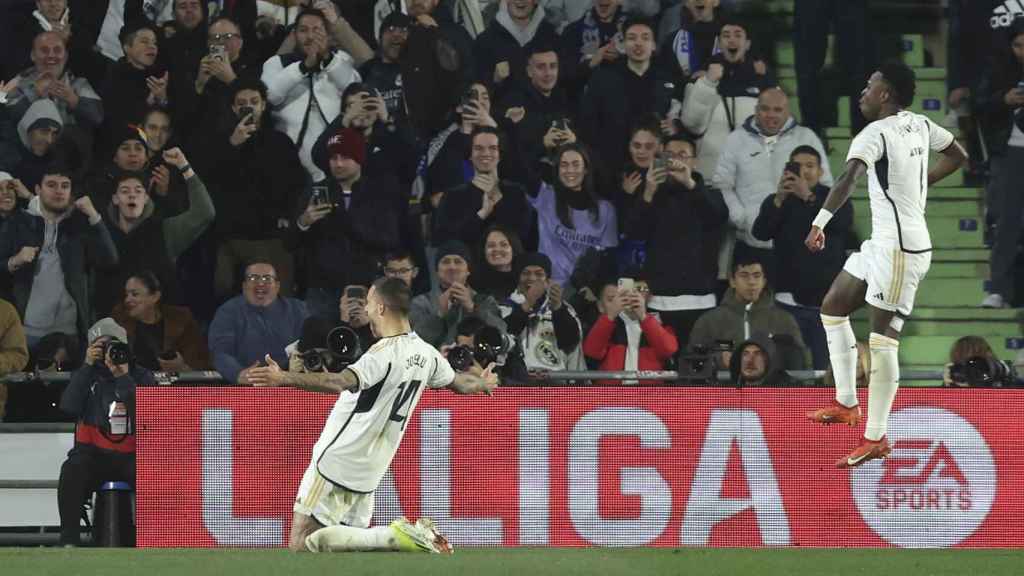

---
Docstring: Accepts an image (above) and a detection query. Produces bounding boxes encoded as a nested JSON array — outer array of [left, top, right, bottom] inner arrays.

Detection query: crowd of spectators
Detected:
[[0, 0, 876, 421], [1, 0, 1022, 547]]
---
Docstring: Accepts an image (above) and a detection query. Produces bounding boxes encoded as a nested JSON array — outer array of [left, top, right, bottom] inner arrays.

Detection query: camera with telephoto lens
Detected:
[[949, 356, 1019, 387], [677, 341, 732, 384], [102, 341, 131, 366], [300, 325, 363, 372], [447, 325, 509, 372]]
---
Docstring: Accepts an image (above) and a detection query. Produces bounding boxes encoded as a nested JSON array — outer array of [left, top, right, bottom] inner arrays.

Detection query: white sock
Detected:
[[822, 314, 858, 407], [305, 525, 398, 552], [865, 332, 900, 441]]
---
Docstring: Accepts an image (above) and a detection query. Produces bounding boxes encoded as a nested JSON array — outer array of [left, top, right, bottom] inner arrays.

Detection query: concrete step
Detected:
[[928, 261, 989, 278], [915, 277, 987, 307], [852, 216, 983, 249], [895, 335, 1022, 366], [932, 248, 990, 263], [852, 197, 983, 217], [852, 318, 1019, 337]]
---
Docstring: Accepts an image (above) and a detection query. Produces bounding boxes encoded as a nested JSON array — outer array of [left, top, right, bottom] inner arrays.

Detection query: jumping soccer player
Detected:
[[249, 277, 498, 553], [804, 61, 967, 468]]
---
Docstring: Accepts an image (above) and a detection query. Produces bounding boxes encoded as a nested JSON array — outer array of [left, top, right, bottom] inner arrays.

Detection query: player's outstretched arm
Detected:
[[448, 363, 500, 396], [805, 158, 868, 252], [248, 354, 360, 394], [928, 140, 968, 186]]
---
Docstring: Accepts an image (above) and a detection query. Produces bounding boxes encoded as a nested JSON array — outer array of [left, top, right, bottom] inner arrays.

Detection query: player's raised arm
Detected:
[[448, 363, 499, 395], [249, 354, 360, 394], [928, 139, 968, 186], [805, 158, 868, 252]]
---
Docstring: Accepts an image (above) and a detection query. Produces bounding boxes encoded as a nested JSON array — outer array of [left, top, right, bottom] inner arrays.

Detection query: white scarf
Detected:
[[619, 312, 642, 384], [32, 8, 69, 32]]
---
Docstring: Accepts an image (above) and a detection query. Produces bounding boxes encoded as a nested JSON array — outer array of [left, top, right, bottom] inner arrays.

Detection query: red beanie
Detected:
[[326, 127, 367, 166]]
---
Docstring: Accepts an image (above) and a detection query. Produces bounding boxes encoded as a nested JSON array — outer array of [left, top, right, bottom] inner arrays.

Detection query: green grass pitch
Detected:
[[1, 548, 1022, 576]]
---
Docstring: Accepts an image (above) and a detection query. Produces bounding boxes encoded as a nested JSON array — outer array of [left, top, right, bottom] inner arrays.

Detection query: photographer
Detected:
[[286, 315, 367, 374], [502, 253, 585, 372], [56, 318, 154, 547], [446, 317, 527, 383], [944, 335, 1021, 388]]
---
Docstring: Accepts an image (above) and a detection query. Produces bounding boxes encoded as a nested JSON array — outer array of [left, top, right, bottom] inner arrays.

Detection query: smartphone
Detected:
[[617, 278, 635, 292], [210, 44, 227, 61], [345, 286, 367, 300], [461, 88, 478, 109], [557, 118, 570, 132], [784, 161, 802, 177], [311, 184, 329, 207], [238, 105, 255, 125], [652, 154, 668, 172]]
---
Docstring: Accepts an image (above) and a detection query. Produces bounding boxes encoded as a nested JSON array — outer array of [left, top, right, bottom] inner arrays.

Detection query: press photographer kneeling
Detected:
[[57, 318, 155, 547]]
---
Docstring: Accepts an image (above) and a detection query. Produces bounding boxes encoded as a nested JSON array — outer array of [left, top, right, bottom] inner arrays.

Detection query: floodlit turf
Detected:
[[1, 547, 1023, 576]]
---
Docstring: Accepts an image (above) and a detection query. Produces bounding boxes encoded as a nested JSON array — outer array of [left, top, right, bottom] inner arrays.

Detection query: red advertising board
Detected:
[[136, 387, 1024, 548]]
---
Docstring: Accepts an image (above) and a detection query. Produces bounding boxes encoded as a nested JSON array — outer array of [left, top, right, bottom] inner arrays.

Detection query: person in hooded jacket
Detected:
[[688, 253, 807, 370], [56, 317, 154, 546], [727, 331, 798, 387], [4, 100, 65, 193], [474, 0, 559, 102], [678, 18, 775, 178], [94, 146, 214, 316]]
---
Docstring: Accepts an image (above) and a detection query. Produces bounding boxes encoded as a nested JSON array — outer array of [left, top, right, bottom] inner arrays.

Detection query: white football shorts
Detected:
[[293, 461, 374, 528], [843, 239, 932, 317]]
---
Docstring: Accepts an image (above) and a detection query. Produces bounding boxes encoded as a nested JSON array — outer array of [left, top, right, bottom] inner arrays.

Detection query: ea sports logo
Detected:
[[849, 408, 996, 547]]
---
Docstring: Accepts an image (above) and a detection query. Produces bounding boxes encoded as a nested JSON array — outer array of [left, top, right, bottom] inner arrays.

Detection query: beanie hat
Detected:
[[114, 124, 149, 149], [434, 240, 472, 269], [87, 318, 128, 344], [514, 252, 552, 280], [326, 127, 367, 166], [381, 11, 413, 32]]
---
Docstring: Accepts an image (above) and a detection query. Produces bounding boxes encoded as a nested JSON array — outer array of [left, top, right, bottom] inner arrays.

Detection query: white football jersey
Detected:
[[313, 332, 455, 493], [846, 110, 954, 253]]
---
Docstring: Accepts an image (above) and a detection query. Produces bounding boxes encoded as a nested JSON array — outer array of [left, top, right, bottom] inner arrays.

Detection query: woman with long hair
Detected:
[[110, 271, 210, 372], [525, 143, 618, 287], [471, 224, 524, 303]]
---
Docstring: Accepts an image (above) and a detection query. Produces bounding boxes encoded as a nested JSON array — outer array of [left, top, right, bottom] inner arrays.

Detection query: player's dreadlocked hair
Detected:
[[878, 60, 916, 108]]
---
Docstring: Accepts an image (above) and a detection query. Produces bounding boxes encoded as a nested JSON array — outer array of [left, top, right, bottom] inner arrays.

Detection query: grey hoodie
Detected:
[[16, 99, 63, 151]]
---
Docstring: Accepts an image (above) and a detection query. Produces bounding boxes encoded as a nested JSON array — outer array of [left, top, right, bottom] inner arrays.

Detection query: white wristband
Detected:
[[812, 209, 834, 229]]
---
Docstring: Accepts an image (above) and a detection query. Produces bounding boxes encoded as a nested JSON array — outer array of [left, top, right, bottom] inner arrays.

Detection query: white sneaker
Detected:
[[390, 517, 453, 554], [981, 293, 1008, 308]]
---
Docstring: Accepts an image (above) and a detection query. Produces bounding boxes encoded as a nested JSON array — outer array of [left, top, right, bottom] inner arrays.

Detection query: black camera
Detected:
[[103, 341, 131, 366], [949, 356, 1019, 387], [299, 325, 363, 373], [677, 344, 722, 383], [447, 325, 508, 372]]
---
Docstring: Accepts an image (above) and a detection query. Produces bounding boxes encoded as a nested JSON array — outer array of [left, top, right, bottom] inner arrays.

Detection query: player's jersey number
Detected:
[[388, 380, 422, 431]]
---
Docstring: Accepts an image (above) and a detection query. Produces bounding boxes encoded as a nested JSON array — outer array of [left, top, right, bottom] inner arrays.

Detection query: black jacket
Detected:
[[99, 59, 168, 153], [624, 173, 727, 297], [285, 176, 404, 290], [579, 60, 676, 176], [559, 7, 629, 102], [433, 180, 532, 249], [196, 122, 307, 241], [60, 362, 154, 457], [0, 205, 119, 337], [975, 53, 1024, 158], [473, 14, 560, 102], [497, 84, 575, 179], [398, 14, 470, 139], [751, 184, 852, 307], [728, 333, 799, 387]]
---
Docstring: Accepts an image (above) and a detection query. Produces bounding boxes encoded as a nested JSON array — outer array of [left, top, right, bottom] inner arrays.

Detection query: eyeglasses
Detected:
[[385, 266, 415, 276], [666, 152, 695, 160], [245, 274, 278, 284], [635, 285, 651, 293], [209, 33, 239, 43]]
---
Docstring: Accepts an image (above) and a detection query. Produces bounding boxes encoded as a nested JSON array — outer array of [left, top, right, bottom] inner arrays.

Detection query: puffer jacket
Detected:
[[711, 115, 832, 249]]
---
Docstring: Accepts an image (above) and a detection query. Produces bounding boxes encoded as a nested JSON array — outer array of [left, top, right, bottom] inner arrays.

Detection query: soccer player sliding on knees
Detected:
[[248, 277, 499, 553], [804, 61, 967, 468]]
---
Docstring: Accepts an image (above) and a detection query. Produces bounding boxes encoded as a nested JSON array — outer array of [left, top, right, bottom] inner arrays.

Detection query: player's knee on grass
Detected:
[[289, 513, 319, 552]]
